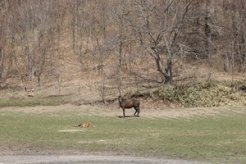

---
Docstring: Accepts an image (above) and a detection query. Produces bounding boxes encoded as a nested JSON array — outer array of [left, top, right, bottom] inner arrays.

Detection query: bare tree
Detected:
[[125, 0, 194, 84]]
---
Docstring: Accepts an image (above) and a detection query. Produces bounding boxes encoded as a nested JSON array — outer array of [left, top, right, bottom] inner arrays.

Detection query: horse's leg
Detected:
[[123, 108, 126, 117], [133, 107, 137, 116], [134, 107, 139, 117], [136, 106, 140, 117]]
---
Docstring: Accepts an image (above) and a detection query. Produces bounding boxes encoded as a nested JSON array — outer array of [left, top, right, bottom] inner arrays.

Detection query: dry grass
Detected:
[[1, 103, 245, 119]]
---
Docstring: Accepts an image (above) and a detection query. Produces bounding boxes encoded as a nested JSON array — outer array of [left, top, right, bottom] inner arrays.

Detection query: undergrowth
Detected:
[[132, 81, 246, 107]]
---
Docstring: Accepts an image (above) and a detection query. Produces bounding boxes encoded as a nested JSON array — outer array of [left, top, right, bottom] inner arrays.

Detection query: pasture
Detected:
[[0, 105, 246, 163]]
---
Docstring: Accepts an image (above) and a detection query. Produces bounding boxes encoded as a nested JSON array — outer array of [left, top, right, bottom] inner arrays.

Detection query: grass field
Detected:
[[0, 107, 246, 163]]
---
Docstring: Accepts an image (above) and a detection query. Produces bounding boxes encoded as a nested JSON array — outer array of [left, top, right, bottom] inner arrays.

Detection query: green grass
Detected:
[[0, 111, 246, 163]]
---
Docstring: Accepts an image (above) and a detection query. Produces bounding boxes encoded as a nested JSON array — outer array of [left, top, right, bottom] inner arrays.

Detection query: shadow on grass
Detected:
[[117, 116, 140, 118]]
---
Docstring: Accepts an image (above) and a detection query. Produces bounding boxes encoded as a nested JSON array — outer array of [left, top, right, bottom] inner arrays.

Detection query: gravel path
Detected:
[[0, 155, 206, 164]]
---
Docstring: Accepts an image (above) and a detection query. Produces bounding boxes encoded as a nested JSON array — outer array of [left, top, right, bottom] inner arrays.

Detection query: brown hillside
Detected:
[[0, 0, 245, 107]]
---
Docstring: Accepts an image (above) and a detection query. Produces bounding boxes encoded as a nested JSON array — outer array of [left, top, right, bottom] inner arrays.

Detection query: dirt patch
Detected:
[[0, 155, 206, 164], [78, 140, 107, 144], [58, 129, 85, 133]]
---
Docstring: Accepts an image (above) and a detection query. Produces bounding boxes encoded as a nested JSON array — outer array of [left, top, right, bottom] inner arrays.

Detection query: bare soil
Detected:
[[0, 155, 206, 164]]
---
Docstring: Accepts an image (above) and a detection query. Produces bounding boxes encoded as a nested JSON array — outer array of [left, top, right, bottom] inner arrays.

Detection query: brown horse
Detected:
[[118, 96, 140, 117]]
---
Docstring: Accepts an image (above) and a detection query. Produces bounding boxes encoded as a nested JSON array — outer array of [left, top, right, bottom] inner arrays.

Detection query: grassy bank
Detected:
[[0, 95, 70, 107], [0, 109, 246, 163], [1, 81, 245, 108]]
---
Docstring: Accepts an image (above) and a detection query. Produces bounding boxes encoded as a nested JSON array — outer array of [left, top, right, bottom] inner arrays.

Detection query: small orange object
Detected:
[[75, 121, 93, 128]]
